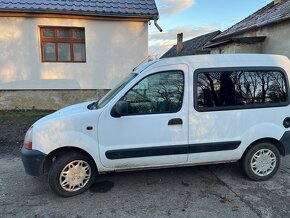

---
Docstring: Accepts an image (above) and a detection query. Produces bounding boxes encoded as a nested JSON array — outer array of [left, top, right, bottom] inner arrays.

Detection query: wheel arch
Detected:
[[241, 137, 285, 160], [43, 147, 98, 175]]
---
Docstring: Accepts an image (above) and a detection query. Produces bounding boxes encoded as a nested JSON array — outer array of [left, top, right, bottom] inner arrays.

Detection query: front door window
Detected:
[[123, 71, 184, 114]]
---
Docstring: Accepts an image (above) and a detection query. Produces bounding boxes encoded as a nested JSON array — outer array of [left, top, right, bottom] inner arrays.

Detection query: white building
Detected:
[[0, 0, 159, 110]]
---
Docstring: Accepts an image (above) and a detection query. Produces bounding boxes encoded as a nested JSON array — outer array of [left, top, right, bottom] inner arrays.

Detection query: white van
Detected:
[[21, 54, 290, 197]]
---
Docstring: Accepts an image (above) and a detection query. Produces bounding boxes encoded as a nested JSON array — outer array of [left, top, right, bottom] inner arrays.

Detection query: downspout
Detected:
[[154, 20, 163, 32]]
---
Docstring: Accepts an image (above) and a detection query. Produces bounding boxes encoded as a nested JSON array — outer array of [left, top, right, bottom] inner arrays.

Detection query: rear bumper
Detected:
[[280, 131, 290, 155], [21, 147, 46, 176]]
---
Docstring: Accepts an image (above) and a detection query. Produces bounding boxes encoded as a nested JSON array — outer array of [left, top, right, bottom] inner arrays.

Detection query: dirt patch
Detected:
[[90, 181, 115, 193], [0, 110, 53, 156]]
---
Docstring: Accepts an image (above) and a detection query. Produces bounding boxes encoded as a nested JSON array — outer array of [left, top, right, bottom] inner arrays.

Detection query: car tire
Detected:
[[241, 142, 280, 181], [48, 152, 96, 197]]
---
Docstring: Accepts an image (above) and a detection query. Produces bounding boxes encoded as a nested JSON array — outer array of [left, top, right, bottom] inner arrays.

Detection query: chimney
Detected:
[[273, 0, 282, 5], [176, 33, 183, 55]]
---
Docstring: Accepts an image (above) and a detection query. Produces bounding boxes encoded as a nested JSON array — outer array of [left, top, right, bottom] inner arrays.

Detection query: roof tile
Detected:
[[161, 31, 221, 58], [0, 0, 159, 19], [214, 0, 290, 40]]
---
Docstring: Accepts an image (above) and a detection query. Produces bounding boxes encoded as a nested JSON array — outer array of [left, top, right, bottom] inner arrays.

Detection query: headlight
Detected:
[[23, 126, 33, 150]]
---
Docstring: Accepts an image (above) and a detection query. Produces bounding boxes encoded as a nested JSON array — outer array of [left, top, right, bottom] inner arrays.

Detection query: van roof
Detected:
[[135, 54, 290, 74]]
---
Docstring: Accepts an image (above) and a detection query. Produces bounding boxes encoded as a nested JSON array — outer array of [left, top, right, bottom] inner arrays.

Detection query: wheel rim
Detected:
[[59, 160, 91, 192], [250, 149, 276, 177]]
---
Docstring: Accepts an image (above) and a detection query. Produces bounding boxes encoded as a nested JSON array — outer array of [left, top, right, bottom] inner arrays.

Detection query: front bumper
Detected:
[[21, 147, 47, 176]]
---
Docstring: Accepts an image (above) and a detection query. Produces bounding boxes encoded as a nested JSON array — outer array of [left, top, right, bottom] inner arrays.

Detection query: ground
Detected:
[[1, 111, 290, 218]]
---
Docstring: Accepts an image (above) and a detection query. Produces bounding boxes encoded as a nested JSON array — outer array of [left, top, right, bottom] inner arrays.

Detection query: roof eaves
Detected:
[[151, 0, 160, 20], [203, 39, 232, 49], [0, 9, 159, 20], [205, 36, 266, 49]]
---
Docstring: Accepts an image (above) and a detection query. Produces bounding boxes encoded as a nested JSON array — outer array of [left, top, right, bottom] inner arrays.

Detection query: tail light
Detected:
[[23, 126, 33, 150]]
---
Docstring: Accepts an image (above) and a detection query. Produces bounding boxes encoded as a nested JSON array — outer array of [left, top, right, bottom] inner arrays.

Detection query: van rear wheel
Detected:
[[241, 142, 280, 181], [48, 152, 96, 197]]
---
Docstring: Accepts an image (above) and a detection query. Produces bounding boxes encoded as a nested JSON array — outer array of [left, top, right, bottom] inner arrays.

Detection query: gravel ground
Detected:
[[1, 112, 290, 218]]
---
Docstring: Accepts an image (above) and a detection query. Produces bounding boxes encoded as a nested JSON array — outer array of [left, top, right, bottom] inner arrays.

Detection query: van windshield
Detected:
[[89, 73, 137, 110]]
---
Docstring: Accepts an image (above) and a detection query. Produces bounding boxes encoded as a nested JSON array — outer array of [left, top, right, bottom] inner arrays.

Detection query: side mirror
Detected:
[[111, 100, 129, 117]]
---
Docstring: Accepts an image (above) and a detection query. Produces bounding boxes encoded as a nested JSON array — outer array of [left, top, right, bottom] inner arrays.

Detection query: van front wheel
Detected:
[[241, 142, 280, 181], [48, 152, 96, 197]]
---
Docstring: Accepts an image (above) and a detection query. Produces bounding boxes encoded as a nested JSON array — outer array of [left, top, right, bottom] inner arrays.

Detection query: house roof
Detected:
[[213, 0, 290, 41], [161, 31, 221, 58], [0, 0, 159, 20]]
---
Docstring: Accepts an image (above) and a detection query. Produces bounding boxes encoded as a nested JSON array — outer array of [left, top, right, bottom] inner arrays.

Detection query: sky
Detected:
[[148, 0, 272, 57]]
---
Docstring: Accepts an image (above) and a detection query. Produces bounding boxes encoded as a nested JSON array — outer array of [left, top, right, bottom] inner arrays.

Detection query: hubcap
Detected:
[[251, 149, 276, 177], [60, 160, 91, 192]]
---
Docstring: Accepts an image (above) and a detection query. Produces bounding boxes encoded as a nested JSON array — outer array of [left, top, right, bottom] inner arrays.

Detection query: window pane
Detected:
[[73, 29, 85, 39], [57, 29, 70, 38], [42, 29, 54, 38], [40, 27, 86, 63], [124, 71, 184, 114], [58, 43, 71, 62], [197, 70, 287, 109], [73, 43, 86, 62], [42, 43, 56, 61]]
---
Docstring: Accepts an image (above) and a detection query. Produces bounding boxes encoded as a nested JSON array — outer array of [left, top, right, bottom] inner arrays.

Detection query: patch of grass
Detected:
[[0, 110, 55, 118]]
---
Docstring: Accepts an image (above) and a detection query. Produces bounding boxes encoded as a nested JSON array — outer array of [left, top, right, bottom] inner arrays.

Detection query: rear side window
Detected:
[[196, 69, 288, 111]]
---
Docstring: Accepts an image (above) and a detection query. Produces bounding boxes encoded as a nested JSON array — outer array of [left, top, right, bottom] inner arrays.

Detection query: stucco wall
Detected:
[[0, 16, 148, 90], [211, 43, 262, 54], [210, 20, 290, 59], [257, 22, 290, 58]]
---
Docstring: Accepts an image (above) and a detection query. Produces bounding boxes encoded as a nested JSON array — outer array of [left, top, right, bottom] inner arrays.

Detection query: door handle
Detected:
[[168, 118, 183, 125]]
